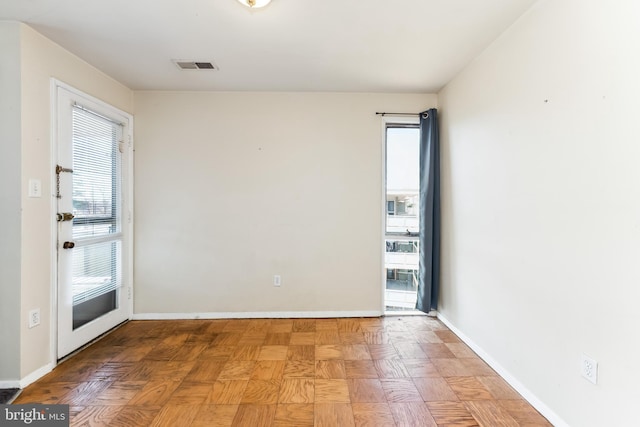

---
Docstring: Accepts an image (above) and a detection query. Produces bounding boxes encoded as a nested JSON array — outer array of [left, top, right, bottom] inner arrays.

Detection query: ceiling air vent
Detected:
[[173, 60, 218, 70]]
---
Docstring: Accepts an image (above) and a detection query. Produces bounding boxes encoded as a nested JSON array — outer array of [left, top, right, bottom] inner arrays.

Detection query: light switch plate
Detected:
[[28, 179, 42, 198], [28, 308, 41, 328]]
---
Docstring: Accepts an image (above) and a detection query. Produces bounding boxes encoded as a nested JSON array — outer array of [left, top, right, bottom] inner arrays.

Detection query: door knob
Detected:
[[57, 212, 75, 222], [62, 241, 75, 249]]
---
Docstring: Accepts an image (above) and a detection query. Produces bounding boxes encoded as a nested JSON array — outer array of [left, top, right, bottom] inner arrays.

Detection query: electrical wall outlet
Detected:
[[273, 275, 281, 287], [28, 308, 41, 328], [581, 354, 598, 384]]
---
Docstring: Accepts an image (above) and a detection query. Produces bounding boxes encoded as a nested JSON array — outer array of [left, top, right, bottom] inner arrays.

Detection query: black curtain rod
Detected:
[[375, 111, 429, 118]]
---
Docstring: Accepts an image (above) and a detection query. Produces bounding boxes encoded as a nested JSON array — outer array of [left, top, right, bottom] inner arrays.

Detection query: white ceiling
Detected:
[[0, 0, 537, 92]]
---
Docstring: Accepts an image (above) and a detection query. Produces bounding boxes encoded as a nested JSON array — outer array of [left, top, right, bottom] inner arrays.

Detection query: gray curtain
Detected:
[[416, 108, 440, 313]]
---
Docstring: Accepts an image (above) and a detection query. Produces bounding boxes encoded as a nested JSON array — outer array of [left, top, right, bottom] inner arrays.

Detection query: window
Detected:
[[385, 126, 420, 235], [384, 122, 420, 311], [70, 105, 123, 325]]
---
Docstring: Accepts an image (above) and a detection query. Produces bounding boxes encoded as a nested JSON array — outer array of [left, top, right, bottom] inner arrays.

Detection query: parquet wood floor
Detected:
[[14, 317, 552, 426]]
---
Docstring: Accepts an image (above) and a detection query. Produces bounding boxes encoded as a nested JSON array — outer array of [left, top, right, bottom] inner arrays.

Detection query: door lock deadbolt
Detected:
[[57, 212, 75, 222]]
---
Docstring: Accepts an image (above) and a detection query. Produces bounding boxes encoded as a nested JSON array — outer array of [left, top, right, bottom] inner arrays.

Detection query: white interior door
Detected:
[[56, 84, 132, 358]]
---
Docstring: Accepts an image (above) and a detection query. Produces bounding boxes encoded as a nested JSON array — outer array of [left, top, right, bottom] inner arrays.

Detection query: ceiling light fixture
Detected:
[[237, 0, 271, 8]]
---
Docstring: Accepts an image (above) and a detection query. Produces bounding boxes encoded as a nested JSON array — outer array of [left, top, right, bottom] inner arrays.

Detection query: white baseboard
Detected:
[[20, 363, 54, 388], [0, 363, 55, 390], [437, 313, 569, 427], [132, 310, 382, 320], [0, 380, 20, 389]]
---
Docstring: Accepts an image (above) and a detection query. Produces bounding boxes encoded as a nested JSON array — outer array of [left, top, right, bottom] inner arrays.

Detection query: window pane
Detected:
[[385, 125, 420, 311], [72, 107, 121, 239], [386, 127, 419, 234], [72, 240, 121, 306], [71, 240, 121, 329]]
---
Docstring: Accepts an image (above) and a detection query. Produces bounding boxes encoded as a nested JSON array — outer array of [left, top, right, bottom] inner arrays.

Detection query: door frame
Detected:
[[50, 79, 134, 361]]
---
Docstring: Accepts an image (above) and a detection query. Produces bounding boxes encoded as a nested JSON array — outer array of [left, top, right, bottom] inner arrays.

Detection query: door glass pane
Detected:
[[72, 240, 121, 329], [70, 105, 122, 329], [72, 108, 120, 239]]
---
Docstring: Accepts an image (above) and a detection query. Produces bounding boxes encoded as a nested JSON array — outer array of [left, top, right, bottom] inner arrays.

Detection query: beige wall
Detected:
[[438, 0, 640, 425], [17, 24, 133, 379], [0, 21, 22, 382], [133, 92, 435, 315]]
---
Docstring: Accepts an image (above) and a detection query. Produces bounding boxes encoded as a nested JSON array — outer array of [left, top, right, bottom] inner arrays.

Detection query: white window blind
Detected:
[[71, 104, 123, 306], [72, 105, 122, 239]]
